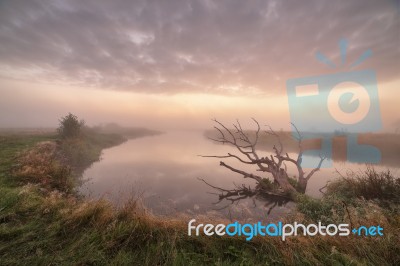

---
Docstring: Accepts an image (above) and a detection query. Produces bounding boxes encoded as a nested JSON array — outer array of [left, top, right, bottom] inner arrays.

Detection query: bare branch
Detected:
[[265, 125, 283, 155], [198, 177, 292, 213], [305, 156, 325, 180], [198, 153, 257, 164], [219, 161, 263, 183], [212, 119, 236, 143], [201, 119, 320, 208], [251, 118, 261, 147], [197, 177, 231, 193], [291, 123, 304, 163], [210, 119, 262, 162], [197, 178, 257, 205]]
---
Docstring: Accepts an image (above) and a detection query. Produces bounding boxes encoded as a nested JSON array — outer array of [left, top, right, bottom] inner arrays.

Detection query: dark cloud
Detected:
[[0, 0, 399, 94]]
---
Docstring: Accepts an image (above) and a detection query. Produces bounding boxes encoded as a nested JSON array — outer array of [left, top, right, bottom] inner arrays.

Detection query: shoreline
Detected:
[[0, 131, 398, 265]]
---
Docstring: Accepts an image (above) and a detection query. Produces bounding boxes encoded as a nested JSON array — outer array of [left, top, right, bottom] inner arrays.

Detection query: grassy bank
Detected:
[[0, 133, 399, 265]]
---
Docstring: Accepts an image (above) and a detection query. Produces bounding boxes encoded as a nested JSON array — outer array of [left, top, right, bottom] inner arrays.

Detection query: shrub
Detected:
[[58, 113, 85, 139], [297, 168, 400, 227], [326, 167, 400, 204]]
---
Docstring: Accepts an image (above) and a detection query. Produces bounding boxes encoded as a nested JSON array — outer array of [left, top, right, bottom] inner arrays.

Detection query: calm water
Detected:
[[79, 131, 399, 221]]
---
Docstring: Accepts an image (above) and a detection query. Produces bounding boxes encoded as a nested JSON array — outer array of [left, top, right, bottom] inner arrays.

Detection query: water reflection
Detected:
[[79, 131, 399, 221]]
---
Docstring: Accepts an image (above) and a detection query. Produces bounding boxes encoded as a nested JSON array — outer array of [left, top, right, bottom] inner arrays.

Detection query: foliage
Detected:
[[326, 167, 400, 204], [58, 113, 85, 139], [297, 168, 400, 226]]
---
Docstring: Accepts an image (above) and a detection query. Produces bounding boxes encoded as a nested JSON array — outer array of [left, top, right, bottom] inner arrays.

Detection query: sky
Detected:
[[0, 0, 399, 131]]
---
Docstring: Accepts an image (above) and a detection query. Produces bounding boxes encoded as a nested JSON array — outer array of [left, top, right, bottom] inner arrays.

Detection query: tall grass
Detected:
[[1, 181, 399, 265], [327, 167, 400, 203], [12, 141, 74, 192]]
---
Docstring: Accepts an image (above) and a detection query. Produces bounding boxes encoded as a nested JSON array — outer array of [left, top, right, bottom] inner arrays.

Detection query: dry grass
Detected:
[[12, 141, 73, 192], [1, 133, 399, 265]]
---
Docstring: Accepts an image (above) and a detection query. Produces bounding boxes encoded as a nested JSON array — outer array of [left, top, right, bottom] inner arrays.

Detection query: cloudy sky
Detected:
[[0, 0, 399, 130]]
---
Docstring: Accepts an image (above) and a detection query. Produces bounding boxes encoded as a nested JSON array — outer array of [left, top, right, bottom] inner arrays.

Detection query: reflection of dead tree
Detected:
[[198, 177, 291, 214], [198, 177, 258, 205], [200, 119, 325, 210]]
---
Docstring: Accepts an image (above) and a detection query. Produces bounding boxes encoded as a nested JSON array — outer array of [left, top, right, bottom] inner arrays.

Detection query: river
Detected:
[[79, 131, 399, 222]]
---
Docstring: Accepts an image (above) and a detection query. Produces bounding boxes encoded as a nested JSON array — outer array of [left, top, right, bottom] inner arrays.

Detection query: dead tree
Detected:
[[200, 118, 324, 205]]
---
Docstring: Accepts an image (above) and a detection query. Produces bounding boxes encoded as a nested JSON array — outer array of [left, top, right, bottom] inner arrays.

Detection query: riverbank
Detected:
[[0, 132, 399, 265]]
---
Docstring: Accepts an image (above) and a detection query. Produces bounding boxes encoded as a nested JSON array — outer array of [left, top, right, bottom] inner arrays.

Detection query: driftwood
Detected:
[[199, 119, 324, 211]]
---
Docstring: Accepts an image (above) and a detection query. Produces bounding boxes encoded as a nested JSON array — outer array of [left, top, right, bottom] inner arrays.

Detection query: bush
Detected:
[[58, 113, 85, 139], [326, 167, 400, 204]]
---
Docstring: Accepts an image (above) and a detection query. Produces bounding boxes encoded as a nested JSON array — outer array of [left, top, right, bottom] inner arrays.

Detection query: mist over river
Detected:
[[79, 131, 399, 221]]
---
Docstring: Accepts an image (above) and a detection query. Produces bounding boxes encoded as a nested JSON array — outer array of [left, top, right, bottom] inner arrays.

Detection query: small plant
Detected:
[[327, 167, 400, 204], [58, 113, 85, 139]]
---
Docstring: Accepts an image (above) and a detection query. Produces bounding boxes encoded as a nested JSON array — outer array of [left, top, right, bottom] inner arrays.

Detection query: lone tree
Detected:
[[200, 119, 324, 209], [58, 113, 85, 139]]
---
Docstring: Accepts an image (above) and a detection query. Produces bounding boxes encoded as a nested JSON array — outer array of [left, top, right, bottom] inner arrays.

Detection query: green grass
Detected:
[[0, 133, 399, 265]]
